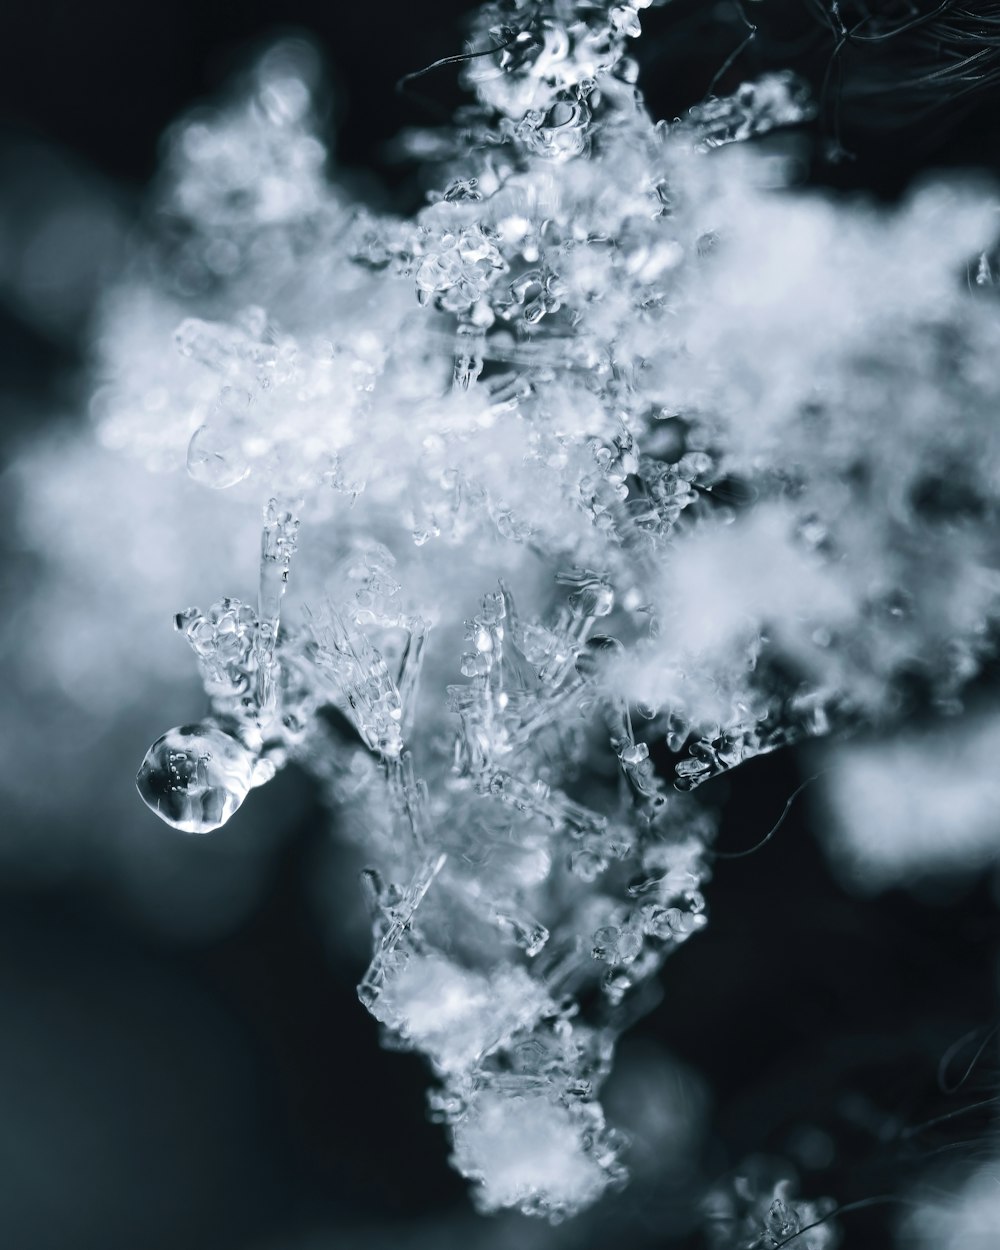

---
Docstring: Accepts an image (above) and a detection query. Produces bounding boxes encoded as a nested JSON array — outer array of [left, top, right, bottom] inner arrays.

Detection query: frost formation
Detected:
[[93, 0, 1000, 1223]]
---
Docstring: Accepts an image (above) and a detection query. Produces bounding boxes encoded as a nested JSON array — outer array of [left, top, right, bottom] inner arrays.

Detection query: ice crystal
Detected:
[[90, 0, 1000, 1222], [704, 1165, 839, 1250]]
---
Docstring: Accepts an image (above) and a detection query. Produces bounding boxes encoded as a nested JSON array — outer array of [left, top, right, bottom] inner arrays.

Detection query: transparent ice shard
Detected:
[[254, 497, 299, 724], [356, 852, 447, 1010], [303, 603, 404, 759]]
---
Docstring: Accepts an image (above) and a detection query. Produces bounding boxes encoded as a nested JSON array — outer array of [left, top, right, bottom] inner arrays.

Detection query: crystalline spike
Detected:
[[254, 497, 300, 723], [356, 852, 448, 1009]]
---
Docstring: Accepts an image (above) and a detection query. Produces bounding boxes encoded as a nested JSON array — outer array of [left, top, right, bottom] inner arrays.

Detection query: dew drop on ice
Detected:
[[187, 420, 251, 489], [136, 720, 256, 832]]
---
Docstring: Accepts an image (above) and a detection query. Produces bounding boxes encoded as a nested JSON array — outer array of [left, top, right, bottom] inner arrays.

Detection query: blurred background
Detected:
[[3, 3, 1000, 1248]]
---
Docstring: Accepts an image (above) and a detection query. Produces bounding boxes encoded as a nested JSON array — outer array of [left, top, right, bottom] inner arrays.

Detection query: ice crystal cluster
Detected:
[[705, 1164, 838, 1250], [93, 0, 1000, 1224]]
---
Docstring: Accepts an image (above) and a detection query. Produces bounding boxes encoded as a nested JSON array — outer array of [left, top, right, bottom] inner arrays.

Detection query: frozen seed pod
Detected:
[[136, 720, 256, 833]]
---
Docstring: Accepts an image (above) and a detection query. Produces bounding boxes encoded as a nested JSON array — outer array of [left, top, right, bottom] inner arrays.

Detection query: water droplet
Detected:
[[136, 721, 256, 833], [187, 421, 251, 490]]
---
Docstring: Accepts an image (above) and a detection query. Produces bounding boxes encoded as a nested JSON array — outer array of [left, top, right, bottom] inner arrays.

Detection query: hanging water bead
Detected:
[[186, 387, 254, 489], [186, 420, 251, 489], [136, 720, 257, 833]]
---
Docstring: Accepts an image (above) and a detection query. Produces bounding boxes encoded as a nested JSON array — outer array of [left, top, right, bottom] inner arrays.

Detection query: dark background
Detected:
[[1, 3, 999, 1248]]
